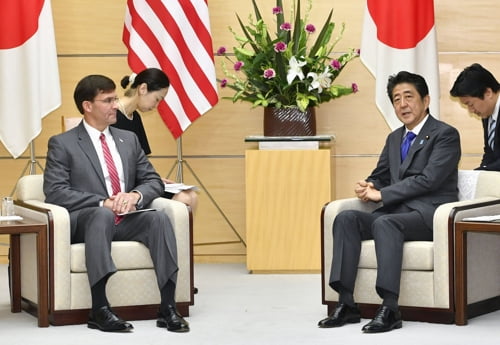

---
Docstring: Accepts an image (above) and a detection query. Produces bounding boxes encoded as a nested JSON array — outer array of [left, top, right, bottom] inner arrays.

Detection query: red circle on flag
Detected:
[[367, 0, 434, 49], [0, 0, 45, 49]]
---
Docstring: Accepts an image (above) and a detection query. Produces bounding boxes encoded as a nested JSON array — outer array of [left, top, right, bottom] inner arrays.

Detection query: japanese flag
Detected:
[[361, 0, 439, 130], [0, 0, 61, 158]]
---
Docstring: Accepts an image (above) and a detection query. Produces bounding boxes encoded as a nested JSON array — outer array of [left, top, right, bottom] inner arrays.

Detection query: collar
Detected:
[[82, 119, 111, 142], [404, 114, 429, 137]]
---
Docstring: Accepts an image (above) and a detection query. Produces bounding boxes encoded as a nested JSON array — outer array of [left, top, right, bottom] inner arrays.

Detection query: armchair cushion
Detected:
[[71, 242, 154, 272], [358, 241, 433, 271]]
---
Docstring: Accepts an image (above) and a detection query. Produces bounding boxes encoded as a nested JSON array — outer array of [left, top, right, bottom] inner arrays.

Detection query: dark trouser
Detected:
[[72, 207, 178, 290], [329, 204, 432, 298]]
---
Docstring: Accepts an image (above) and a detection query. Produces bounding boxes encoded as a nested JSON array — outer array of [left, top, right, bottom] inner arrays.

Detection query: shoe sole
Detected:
[[362, 320, 402, 333], [88, 322, 133, 332], [318, 317, 361, 328], [157, 319, 190, 333]]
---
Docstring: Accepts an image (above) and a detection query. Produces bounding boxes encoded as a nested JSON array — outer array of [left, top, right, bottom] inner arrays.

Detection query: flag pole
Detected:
[[167, 136, 246, 247], [10, 140, 44, 196], [27, 140, 43, 174], [175, 137, 184, 183]]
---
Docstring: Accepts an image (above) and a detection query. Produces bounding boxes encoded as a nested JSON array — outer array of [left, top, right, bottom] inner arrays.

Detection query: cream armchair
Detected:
[[14, 174, 194, 325], [321, 170, 500, 324]]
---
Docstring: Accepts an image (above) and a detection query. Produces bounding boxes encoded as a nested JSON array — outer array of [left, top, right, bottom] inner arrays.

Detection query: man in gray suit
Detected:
[[43, 75, 189, 333], [318, 71, 461, 333]]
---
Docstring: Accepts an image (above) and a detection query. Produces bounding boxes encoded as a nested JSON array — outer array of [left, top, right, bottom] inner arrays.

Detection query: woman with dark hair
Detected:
[[113, 68, 198, 213]]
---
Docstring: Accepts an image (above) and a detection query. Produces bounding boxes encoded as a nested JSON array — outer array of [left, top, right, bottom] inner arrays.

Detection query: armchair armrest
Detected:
[[14, 199, 72, 310], [150, 197, 191, 240], [149, 197, 193, 304], [432, 197, 500, 308]]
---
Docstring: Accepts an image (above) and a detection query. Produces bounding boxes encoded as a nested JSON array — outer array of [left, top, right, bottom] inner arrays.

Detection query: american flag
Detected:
[[123, 0, 219, 138]]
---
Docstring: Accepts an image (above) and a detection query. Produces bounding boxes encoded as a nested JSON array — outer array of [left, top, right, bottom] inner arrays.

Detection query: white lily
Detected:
[[287, 56, 307, 85], [307, 67, 333, 93]]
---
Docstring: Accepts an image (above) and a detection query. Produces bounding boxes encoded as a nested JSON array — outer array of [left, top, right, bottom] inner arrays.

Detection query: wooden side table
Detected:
[[0, 217, 48, 327], [454, 221, 500, 325]]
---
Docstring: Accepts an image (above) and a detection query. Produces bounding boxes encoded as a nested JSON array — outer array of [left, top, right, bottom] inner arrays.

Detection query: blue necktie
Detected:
[[401, 131, 416, 161]]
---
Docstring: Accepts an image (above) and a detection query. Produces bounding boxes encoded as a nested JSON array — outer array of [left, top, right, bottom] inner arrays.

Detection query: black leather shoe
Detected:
[[318, 303, 361, 328], [157, 305, 190, 333], [362, 305, 402, 333], [88, 306, 133, 332]]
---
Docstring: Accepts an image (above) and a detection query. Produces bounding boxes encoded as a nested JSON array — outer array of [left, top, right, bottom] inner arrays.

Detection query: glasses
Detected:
[[94, 97, 119, 104]]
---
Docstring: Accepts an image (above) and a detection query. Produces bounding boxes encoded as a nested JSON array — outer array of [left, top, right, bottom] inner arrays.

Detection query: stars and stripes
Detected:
[[123, 0, 219, 138]]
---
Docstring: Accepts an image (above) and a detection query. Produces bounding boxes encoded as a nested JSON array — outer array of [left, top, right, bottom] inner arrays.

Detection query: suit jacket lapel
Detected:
[[483, 107, 500, 151], [76, 123, 108, 192], [390, 127, 405, 178], [399, 116, 436, 177]]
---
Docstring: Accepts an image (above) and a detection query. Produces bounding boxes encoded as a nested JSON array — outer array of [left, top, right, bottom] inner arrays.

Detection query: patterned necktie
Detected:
[[100, 133, 122, 224], [488, 118, 496, 150], [401, 131, 416, 161]]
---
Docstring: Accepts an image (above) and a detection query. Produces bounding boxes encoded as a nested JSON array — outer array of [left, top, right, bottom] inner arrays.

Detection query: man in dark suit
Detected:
[[450, 63, 500, 170], [318, 71, 461, 333], [43, 75, 189, 333]]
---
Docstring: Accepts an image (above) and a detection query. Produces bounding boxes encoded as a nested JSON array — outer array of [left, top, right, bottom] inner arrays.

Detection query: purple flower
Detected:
[[234, 61, 244, 71], [272, 7, 282, 15], [216, 46, 226, 56], [263, 68, 276, 79], [280, 22, 292, 31], [220, 79, 227, 88], [305, 24, 316, 34], [356, 48, 361, 55], [352, 83, 359, 93], [274, 41, 287, 53], [330, 59, 341, 70]]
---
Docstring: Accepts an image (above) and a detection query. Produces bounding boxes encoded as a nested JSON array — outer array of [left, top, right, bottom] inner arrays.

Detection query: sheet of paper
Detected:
[[117, 208, 157, 216], [461, 214, 500, 222], [0, 215, 23, 221], [164, 183, 199, 194]]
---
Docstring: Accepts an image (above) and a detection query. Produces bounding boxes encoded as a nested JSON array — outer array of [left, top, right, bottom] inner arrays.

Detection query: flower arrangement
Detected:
[[217, 0, 359, 112]]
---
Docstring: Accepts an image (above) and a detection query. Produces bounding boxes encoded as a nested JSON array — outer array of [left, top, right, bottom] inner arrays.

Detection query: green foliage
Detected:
[[217, 0, 359, 111]]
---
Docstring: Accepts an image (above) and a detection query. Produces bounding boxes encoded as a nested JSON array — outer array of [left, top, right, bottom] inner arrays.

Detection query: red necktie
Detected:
[[100, 133, 122, 224]]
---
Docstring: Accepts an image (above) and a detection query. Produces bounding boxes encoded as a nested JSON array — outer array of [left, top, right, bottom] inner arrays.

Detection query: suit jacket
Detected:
[[479, 107, 500, 171], [43, 121, 164, 231], [367, 115, 461, 229]]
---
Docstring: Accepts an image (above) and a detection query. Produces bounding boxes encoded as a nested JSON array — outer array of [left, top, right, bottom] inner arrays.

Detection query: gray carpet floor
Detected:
[[1, 263, 499, 344]]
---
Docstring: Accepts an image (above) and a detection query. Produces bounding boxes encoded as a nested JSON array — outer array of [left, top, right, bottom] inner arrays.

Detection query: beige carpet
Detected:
[[1, 263, 499, 345]]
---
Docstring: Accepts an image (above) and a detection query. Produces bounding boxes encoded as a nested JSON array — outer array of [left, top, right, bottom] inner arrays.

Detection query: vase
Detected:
[[263, 107, 316, 136]]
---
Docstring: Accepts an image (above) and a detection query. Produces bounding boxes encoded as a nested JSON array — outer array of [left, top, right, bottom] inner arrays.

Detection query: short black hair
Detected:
[[73, 75, 116, 114], [450, 63, 500, 99], [387, 71, 430, 113]]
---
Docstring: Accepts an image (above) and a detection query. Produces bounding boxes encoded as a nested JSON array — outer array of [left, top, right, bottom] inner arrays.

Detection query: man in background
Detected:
[[450, 63, 500, 170]]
